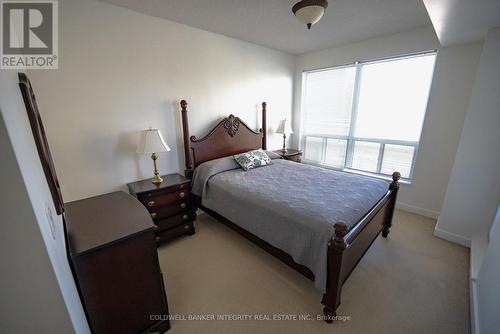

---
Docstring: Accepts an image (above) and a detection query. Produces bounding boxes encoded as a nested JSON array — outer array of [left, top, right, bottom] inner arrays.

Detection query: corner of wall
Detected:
[[434, 218, 471, 247]]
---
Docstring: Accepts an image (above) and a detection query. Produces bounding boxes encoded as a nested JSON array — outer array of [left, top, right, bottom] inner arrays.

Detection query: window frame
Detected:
[[300, 50, 437, 182]]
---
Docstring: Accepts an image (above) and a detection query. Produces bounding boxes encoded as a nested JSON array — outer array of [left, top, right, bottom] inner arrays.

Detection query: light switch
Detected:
[[45, 204, 56, 240]]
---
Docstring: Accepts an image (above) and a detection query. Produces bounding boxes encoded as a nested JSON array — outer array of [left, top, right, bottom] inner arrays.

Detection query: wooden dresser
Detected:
[[64, 191, 170, 334], [127, 173, 196, 244]]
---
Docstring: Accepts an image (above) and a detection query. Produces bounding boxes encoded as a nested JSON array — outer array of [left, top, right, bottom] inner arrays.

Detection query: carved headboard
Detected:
[[180, 100, 267, 177]]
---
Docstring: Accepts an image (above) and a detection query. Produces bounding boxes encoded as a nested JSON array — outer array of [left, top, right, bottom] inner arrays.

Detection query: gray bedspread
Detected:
[[191, 156, 389, 292]]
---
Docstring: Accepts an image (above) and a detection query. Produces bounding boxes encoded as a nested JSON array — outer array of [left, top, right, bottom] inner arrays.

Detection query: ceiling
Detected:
[[423, 0, 500, 46], [101, 0, 432, 55]]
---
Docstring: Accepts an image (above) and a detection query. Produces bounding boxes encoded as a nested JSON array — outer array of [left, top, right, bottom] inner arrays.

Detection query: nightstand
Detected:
[[274, 149, 303, 163], [127, 173, 195, 244]]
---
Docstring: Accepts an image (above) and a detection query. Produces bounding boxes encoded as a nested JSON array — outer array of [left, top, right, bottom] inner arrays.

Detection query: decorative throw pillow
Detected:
[[234, 149, 273, 171]]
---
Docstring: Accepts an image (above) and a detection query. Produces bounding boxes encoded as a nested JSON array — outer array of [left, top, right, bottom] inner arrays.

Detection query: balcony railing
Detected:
[[301, 134, 419, 181]]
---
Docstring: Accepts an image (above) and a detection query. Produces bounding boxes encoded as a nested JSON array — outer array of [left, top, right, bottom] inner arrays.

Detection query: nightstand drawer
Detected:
[[156, 211, 195, 231], [156, 221, 194, 243], [149, 201, 192, 221], [286, 154, 302, 163], [141, 189, 190, 209], [273, 149, 303, 163], [128, 173, 196, 244]]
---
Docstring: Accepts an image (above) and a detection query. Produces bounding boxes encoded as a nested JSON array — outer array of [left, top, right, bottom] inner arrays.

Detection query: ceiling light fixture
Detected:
[[292, 0, 328, 30]]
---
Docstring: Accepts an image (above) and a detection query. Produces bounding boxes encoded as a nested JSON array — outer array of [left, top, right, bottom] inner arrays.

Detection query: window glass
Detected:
[[301, 52, 436, 181], [351, 141, 380, 173], [303, 66, 356, 136], [325, 139, 347, 168], [354, 55, 435, 141], [381, 144, 415, 178], [304, 136, 323, 162]]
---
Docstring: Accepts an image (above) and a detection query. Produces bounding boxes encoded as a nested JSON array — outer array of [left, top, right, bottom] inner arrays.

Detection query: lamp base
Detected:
[[281, 133, 287, 152], [152, 174, 163, 184], [150, 152, 163, 185]]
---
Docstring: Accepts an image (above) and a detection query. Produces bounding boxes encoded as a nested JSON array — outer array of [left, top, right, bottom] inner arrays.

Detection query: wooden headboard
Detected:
[[180, 100, 267, 177]]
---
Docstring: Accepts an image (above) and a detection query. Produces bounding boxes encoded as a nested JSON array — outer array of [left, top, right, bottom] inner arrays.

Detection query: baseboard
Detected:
[[396, 202, 440, 219], [398, 204, 472, 247], [433, 225, 471, 247]]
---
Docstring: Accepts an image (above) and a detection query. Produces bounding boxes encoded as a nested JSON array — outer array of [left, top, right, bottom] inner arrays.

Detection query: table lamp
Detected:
[[138, 128, 171, 184], [276, 119, 293, 152]]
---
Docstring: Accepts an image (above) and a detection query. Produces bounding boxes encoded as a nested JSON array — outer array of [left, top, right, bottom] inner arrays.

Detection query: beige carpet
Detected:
[[158, 210, 469, 334]]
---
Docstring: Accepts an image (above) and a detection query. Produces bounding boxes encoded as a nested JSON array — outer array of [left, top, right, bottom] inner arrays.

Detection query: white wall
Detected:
[[30, 0, 295, 202], [0, 70, 89, 333], [293, 27, 483, 219], [1, 1, 294, 331], [436, 27, 500, 246], [475, 206, 500, 334]]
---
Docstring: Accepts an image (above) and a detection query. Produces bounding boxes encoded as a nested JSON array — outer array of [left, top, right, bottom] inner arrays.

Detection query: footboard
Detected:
[[321, 172, 400, 322]]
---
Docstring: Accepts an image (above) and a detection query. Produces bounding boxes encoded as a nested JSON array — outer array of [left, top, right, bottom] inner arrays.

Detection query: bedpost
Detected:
[[389, 171, 401, 190], [382, 171, 401, 237], [261, 102, 267, 150], [322, 221, 348, 323], [180, 100, 194, 178]]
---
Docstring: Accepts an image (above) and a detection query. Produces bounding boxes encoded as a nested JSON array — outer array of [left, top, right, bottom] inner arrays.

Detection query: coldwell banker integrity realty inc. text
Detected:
[[1, 0, 58, 69]]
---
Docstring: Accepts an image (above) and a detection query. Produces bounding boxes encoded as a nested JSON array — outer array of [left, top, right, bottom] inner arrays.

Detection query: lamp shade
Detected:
[[276, 119, 293, 134], [137, 129, 171, 154]]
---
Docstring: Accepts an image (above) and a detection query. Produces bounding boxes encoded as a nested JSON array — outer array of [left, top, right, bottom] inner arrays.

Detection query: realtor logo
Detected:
[[1, 0, 58, 69]]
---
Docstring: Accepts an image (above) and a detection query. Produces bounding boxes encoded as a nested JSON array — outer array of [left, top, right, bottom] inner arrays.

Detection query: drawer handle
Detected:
[[147, 200, 156, 207], [153, 224, 158, 230], [179, 192, 186, 198], [155, 236, 161, 242], [180, 202, 187, 209], [184, 225, 190, 230], [182, 214, 189, 220], [150, 212, 157, 219]]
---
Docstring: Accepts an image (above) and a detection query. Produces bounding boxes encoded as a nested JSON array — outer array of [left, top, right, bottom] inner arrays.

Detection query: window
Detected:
[[301, 52, 436, 181]]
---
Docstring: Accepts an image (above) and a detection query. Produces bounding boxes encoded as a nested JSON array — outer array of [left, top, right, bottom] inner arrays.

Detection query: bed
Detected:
[[179, 100, 400, 322]]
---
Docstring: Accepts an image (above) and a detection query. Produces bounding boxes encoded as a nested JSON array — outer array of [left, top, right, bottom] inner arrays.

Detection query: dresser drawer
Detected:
[[156, 221, 194, 243], [156, 211, 195, 231], [149, 200, 192, 221], [140, 189, 190, 209]]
